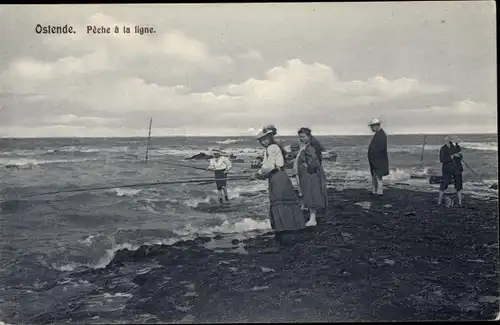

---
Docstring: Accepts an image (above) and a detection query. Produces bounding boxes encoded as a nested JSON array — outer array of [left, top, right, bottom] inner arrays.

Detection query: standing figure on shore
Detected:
[[367, 118, 389, 196], [207, 150, 233, 204], [289, 142, 302, 197], [296, 127, 328, 227], [438, 135, 464, 206], [250, 125, 305, 247], [288, 142, 302, 163]]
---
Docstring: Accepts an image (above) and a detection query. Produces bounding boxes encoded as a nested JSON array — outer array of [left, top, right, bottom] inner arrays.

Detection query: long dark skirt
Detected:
[[298, 164, 328, 211], [268, 170, 306, 232]]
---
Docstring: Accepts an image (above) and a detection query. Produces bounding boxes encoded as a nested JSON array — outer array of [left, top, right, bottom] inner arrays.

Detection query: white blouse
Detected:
[[258, 144, 284, 175], [208, 156, 233, 171]]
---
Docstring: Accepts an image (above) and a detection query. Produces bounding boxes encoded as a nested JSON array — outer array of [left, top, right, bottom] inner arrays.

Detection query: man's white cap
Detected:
[[368, 118, 382, 126], [444, 135, 457, 143]]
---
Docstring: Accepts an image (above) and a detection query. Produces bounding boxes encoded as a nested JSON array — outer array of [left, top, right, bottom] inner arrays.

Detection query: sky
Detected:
[[0, 2, 497, 137]]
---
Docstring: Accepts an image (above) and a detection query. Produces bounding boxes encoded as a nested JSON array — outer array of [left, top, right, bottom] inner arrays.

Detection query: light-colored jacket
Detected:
[[258, 144, 284, 176], [208, 156, 232, 171]]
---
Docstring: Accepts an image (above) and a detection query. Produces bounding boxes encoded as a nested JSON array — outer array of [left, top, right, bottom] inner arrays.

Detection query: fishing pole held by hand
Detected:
[[8, 175, 254, 200]]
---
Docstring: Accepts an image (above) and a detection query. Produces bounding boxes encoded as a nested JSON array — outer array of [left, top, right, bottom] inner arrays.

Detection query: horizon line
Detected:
[[0, 131, 497, 139]]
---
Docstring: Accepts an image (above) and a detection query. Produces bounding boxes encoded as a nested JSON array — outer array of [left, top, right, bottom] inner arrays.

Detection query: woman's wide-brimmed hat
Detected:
[[254, 125, 277, 140], [297, 127, 312, 135], [368, 118, 382, 126]]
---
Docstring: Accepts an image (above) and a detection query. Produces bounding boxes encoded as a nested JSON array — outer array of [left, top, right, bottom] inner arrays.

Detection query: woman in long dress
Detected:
[[295, 127, 328, 227], [250, 125, 305, 246]]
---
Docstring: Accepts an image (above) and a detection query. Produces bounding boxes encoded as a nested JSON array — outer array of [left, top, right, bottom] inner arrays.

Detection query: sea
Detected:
[[0, 134, 498, 323]]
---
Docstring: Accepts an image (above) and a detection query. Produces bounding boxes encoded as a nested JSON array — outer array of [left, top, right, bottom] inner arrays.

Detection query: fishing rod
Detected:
[[144, 118, 153, 164], [154, 160, 209, 171], [154, 159, 254, 174], [6, 175, 251, 201], [462, 158, 493, 189]]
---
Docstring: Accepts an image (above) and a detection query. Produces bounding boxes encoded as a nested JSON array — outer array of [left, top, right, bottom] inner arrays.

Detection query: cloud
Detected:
[[1, 54, 447, 134], [216, 59, 444, 109], [0, 125, 259, 138], [0, 5, 496, 137], [403, 99, 494, 118], [385, 100, 497, 134], [237, 50, 262, 60]]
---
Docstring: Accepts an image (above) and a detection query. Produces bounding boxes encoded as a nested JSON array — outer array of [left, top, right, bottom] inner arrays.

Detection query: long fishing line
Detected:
[[3, 175, 251, 201], [153, 160, 209, 171], [151, 159, 254, 174], [462, 158, 496, 190]]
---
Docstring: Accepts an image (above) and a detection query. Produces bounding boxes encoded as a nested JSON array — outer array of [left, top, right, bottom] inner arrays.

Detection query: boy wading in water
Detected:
[[438, 135, 464, 207], [207, 150, 233, 204]]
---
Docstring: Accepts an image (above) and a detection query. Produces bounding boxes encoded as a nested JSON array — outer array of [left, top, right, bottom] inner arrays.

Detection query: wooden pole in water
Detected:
[[419, 135, 427, 169], [144, 118, 152, 164]]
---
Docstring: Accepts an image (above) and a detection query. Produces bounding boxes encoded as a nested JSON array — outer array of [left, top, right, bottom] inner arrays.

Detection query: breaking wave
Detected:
[[330, 167, 414, 183], [110, 188, 144, 197], [72, 215, 272, 270], [0, 157, 97, 168], [182, 182, 266, 209], [153, 147, 262, 159], [461, 142, 498, 152], [215, 139, 243, 145], [384, 142, 497, 154], [47, 145, 132, 154]]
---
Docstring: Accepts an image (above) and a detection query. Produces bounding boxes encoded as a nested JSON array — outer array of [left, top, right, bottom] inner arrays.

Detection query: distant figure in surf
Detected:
[[296, 127, 328, 227], [250, 125, 305, 249], [289, 143, 301, 159], [207, 150, 233, 204], [288, 142, 303, 200], [438, 135, 463, 206], [282, 142, 300, 170], [367, 118, 389, 196]]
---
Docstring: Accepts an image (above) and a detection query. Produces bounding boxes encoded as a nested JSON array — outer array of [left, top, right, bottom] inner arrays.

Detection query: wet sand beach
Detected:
[[29, 186, 499, 324]]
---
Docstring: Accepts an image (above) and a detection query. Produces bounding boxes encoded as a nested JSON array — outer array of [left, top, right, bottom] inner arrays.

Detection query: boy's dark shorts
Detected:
[[214, 170, 227, 190]]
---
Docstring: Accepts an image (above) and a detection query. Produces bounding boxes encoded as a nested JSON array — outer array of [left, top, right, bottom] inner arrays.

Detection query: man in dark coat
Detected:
[[437, 135, 464, 206], [368, 118, 389, 196]]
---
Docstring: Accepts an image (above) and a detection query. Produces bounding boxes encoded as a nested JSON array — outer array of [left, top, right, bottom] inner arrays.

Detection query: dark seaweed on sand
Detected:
[[28, 187, 499, 323]]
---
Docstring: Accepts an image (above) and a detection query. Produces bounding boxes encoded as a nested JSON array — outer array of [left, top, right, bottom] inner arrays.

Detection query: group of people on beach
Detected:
[[206, 118, 465, 248], [206, 119, 384, 247], [246, 119, 391, 247]]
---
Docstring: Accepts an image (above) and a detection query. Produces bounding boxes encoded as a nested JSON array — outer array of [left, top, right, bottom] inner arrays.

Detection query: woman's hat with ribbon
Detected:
[[254, 125, 277, 140]]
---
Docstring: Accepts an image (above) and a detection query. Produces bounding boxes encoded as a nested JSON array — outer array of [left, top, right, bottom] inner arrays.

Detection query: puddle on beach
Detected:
[[354, 201, 372, 210], [251, 285, 269, 291], [204, 237, 249, 255]]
